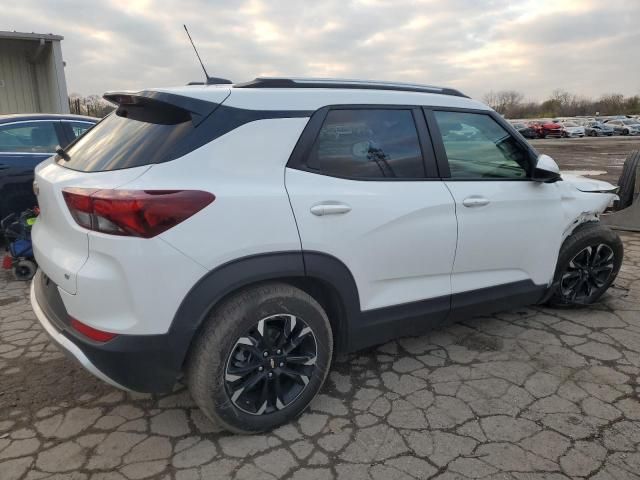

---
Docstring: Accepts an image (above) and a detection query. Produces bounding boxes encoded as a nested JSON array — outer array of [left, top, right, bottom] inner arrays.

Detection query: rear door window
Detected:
[[0, 121, 60, 153], [307, 109, 426, 179]]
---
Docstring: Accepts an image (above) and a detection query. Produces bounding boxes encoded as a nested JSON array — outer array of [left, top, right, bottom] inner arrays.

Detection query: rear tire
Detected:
[[187, 282, 333, 434], [547, 223, 623, 307]]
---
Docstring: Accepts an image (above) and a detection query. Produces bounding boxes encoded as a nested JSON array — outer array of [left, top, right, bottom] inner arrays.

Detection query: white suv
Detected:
[[30, 78, 623, 433]]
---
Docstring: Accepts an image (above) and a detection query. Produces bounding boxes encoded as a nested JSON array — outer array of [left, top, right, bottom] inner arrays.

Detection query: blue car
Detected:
[[0, 114, 97, 221]]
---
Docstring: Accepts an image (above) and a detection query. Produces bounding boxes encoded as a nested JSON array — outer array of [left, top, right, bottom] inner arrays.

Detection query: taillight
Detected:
[[70, 317, 118, 342], [62, 188, 214, 238]]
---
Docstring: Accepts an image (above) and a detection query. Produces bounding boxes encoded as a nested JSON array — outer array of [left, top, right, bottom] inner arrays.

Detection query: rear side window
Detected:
[[433, 111, 530, 179], [0, 121, 59, 153], [62, 103, 194, 172], [308, 109, 425, 179]]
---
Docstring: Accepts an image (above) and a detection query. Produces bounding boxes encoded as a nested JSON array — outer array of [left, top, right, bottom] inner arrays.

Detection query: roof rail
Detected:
[[234, 77, 468, 98]]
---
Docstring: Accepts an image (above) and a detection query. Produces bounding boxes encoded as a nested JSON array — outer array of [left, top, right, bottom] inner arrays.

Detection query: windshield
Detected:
[[563, 122, 578, 127]]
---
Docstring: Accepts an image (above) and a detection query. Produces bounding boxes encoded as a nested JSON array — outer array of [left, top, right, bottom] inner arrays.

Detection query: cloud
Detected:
[[3, 0, 638, 100]]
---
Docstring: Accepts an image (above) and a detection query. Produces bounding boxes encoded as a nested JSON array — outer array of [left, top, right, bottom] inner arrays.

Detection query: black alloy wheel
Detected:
[[224, 313, 318, 415], [559, 244, 615, 303]]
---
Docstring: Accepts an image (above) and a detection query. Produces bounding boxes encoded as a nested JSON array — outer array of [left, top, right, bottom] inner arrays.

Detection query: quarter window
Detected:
[[308, 109, 425, 179], [0, 121, 59, 153], [433, 111, 530, 179]]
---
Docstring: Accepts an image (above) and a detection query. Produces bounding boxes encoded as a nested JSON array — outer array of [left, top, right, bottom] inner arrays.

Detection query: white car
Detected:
[[606, 119, 640, 135], [560, 121, 585, 138], [30, 78, 623, 433]]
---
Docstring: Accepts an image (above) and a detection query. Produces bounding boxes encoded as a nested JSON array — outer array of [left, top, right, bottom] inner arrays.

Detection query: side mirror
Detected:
[[532, 154, 561, 183]]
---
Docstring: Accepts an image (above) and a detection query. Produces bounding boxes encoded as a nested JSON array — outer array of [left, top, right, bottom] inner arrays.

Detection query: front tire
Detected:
[[547, 223, 623, 307], [616, 150, 639, 210], [187, 283, 333, 434]]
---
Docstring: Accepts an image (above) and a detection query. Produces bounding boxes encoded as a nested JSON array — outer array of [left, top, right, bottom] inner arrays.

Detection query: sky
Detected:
[[4, 0, 640, 101]]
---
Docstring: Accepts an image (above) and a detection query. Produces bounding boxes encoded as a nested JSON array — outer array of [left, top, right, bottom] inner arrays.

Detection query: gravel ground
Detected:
[[0, 232, 639, 480]]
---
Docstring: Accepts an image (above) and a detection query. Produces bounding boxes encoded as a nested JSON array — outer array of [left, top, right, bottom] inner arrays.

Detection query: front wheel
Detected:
[[547, 223, 623, 307], [187, 283, 333, 434]]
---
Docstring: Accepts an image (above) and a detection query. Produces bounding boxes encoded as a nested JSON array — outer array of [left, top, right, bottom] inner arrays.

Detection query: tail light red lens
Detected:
[[62, 188, 214, 238], [70, 317, 118, 342]]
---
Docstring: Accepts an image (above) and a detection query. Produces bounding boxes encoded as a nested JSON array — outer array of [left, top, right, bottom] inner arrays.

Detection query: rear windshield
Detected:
[[60, 103, 194, 172]]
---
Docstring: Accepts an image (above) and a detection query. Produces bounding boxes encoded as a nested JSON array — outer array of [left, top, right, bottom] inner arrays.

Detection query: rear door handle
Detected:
[[310, 203, 352, 216], [0, 164, 9, 170], [462, 196, 490, 208]]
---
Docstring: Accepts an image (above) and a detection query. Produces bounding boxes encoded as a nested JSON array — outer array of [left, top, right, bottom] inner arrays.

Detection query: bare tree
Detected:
[[483, 90, 640, 118], [483, 90, 524, 117], [68, 94, 115, 118]]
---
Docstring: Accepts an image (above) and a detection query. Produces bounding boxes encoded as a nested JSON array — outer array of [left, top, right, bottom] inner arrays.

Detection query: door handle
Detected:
[[0, 164, 9, 170], [462, 196, 490, 208], [310, 203, 352, 216]]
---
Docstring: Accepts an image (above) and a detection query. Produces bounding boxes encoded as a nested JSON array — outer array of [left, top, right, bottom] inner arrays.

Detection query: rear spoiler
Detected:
[[103, 90, 221, 126]]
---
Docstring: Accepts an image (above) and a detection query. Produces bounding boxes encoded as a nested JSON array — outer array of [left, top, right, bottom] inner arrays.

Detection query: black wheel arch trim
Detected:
[[168, 251, 360, 372]]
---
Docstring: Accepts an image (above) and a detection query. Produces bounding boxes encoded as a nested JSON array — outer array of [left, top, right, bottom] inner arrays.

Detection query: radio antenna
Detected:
[[184, 24, 211, 83], [182, 24, 232, 85]]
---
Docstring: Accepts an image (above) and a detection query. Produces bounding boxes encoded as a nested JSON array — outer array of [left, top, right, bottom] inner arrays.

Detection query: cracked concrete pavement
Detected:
[[1, 233, 639, 480]]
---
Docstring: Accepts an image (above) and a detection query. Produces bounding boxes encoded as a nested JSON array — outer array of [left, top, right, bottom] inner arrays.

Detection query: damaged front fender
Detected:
[[559, 174, 619, 240]]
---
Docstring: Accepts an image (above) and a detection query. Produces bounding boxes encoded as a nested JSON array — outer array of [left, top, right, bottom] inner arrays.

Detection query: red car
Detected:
[[528, 121, 564, 139]]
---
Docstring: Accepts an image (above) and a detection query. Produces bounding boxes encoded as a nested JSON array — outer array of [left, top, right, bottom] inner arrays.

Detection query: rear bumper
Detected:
[[30, 277, 130, 391], [30, 270, 180, 393]]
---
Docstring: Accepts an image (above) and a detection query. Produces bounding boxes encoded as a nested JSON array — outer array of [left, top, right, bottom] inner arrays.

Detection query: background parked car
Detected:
[[585, 121, 614, 137], [527, 121, 544, 138], [606, 119, 640, 135], [560, 121, 585, 138], [0, 114, 97, 222], [538, 121, 564, 138], [511, 122, 538, 139]]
